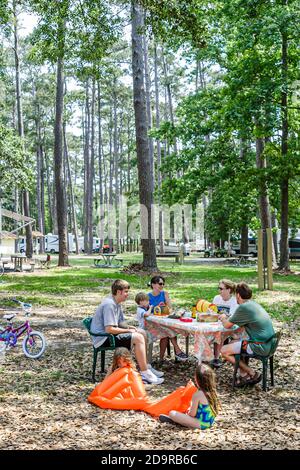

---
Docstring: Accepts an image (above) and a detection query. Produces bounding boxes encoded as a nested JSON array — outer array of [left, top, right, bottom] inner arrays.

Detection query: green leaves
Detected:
[[139, 0, 207, 49], [28, 0, 122, 69], [0, 123, 33, 191]]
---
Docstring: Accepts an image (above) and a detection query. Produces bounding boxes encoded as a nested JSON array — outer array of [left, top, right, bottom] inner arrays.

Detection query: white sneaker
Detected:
[[141, 369, 164, 385], [147, 364, 164, 378]]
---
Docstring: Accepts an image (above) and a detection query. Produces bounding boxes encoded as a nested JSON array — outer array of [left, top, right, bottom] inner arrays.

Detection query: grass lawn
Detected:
[[1, 253, 299, 322], [0, 254, 299, 450]]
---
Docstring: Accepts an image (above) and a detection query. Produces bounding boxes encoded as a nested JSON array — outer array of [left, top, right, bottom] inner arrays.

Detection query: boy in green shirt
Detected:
[[220, 282, 276, 386]]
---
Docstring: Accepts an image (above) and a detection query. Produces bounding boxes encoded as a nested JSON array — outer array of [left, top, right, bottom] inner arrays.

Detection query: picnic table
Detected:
[[11, 254, 27, 272], [145, 314, 238, 362], [0, 257, 10, 274], [93, 253, 123, 268], [234, 254, 255, 266]]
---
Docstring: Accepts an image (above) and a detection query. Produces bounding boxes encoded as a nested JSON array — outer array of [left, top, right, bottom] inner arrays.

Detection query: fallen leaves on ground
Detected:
[[0, 307, 299, 450]]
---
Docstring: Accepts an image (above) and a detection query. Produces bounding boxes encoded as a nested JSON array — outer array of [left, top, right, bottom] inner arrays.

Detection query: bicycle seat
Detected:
[[4, 314, 16, 321]]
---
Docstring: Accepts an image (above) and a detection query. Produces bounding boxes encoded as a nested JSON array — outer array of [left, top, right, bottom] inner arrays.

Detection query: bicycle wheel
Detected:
[[22, 331, 46, 359]]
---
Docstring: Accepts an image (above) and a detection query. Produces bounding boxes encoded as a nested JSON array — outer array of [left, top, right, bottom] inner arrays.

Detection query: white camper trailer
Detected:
[[78, 236, 100, 253], [44, 234, 58, 253], [45, 233, 75, 253]]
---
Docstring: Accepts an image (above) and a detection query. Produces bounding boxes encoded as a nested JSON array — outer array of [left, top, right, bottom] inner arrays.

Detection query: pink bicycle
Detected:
[[0, 299, 46, 359]]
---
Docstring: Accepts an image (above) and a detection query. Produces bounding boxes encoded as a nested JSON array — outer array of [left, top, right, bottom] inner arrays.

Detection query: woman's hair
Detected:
[[236, 281, 252, 299], [111, 279, 130, 295], [111, 347, 136, 372], [150, 275, 165, 287], [135, 292, 149, 304], [219, 279, 236, 294], [194, 364, 221, 417]]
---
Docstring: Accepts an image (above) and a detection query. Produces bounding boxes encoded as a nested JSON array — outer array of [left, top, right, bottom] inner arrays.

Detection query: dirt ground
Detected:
[[0, 303, 299, 450]]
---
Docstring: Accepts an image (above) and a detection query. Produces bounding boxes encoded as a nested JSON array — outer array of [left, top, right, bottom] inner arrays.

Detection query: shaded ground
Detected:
[[0, 303, 299, 450]]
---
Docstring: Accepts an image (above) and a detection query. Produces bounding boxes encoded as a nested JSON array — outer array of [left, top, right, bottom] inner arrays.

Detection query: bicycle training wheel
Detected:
[[22, 331, 46, 359]]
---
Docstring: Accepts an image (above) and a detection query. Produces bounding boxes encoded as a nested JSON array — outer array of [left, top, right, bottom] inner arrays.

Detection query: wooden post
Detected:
[[178, 245, 184, 265], [257, 229, 264, 290], [266, 228, 273, 290]]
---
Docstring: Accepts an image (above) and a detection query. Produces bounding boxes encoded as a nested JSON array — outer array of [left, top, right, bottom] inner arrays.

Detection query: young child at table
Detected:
[[158, 363, 221, 429], [135, 292, 153, 329], [135, 293, 164, 380]]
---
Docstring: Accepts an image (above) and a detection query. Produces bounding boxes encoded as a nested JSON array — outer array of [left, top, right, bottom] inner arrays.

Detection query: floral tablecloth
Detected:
[[145, 315, 239, 362]]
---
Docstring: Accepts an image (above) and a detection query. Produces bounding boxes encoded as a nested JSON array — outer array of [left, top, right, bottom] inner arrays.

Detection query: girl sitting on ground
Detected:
[[158, 363, 221, 429]]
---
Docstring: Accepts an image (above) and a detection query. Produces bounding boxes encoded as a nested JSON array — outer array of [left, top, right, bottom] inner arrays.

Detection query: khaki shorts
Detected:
[[231, 340, 253, 355]]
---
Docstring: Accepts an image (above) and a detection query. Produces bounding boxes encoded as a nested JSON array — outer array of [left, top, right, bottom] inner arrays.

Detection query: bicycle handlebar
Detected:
[[12, 298, 32, 314]]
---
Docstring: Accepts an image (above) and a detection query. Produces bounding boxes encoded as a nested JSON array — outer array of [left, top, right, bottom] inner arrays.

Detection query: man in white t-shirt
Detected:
[[211, 279, 239, 367], [91, 279, 163, 385]]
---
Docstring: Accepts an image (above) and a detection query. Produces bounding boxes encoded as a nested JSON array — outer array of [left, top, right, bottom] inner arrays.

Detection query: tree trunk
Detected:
[[14, 188, 19, 252], [54, 54, 68, 266], [88, 79, 95, 254], [143, 33, 154, 190], [97, 81, 104, 248], [279, 16, 289, 271], [154, 43, 164, 254], [13, 0, 33, 258], [256, 136, 277, 266], [108, 106, 114, 252], [240, 225, 249, 254], [162, 47, 178, 156], [271, 211, 279, 261], [40, 146, 45, 252], [35, 99, 45, 253], [131, 0, 157, 269], [127, 118, 131, 194], [113, 84, 120, 253], [83, 80, 91, 253], [44, 149, 53, 233], [63, 124, 79, 254]]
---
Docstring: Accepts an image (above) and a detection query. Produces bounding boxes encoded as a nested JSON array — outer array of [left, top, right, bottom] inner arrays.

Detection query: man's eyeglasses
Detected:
[[158, 282, 165, 286]]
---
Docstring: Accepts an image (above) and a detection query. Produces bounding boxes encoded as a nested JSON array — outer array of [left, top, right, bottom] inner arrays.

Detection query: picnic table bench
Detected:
[[0, 257, 10, 276], [93, 253, 123, 268], [228, 254, 256, 267], [0, 257, 10, 268], [29, 260, 36, 272], [156, 253, 184, 264]]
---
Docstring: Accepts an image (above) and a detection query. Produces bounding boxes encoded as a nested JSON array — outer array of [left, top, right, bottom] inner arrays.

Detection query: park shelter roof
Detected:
[[0, 231, 18, 240], [0, 208, 35, 234], [1, 208, 34, 223]]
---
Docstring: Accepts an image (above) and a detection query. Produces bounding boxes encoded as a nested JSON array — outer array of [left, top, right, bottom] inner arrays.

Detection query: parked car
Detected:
[[156, 241, 190, 255], [289, 239, 300, 259], [204, 248, 235, 258], [230, 238, 258, 257]]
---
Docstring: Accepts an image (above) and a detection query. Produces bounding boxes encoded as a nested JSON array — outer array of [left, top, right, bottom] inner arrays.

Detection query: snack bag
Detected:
[[196, 299, 218, 313], [153, 304, 170, 316]]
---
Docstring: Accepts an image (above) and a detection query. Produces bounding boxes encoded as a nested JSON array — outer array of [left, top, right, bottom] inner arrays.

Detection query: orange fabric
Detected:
[[88, 366, 197, 417], [88, 367, 150, 410], [144, 381, 197, 417]]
